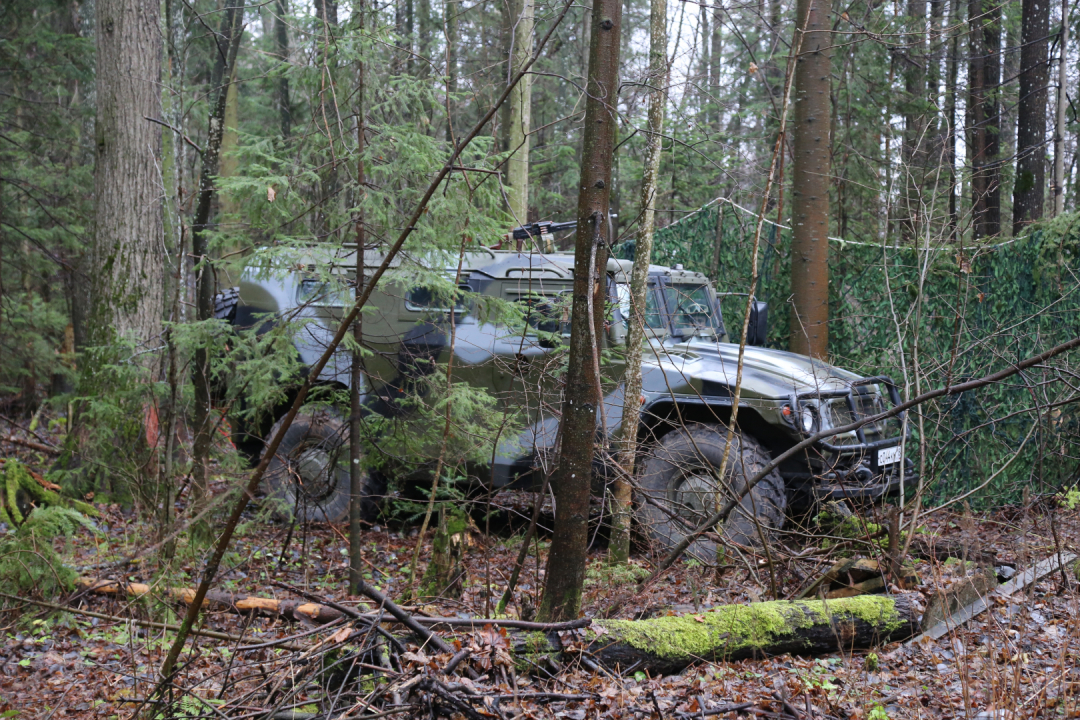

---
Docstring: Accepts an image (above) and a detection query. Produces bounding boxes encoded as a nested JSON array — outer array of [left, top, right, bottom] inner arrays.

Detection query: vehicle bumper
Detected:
[[786, 457, 916, 507]]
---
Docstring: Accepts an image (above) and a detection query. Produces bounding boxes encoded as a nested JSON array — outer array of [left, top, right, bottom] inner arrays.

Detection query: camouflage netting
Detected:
[[619, 203, 1080, 506]]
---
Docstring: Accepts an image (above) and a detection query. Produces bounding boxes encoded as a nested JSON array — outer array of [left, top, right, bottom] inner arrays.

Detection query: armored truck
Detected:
[[215, 238, 913, 557]]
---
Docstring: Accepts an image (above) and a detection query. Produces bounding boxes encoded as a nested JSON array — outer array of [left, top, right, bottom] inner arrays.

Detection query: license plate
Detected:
[[877, 446, 902, 466]]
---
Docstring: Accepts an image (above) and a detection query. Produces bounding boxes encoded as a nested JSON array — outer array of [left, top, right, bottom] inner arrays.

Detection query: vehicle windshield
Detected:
[[664, 284, 722, 338]]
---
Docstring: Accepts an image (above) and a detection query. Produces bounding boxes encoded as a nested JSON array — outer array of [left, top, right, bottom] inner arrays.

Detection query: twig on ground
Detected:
[[0, 592, 305, 651]]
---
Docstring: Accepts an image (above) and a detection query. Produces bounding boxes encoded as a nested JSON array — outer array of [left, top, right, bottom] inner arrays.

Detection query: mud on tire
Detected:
[[636, 423, 787, 562], [263, 407, 384, 523]]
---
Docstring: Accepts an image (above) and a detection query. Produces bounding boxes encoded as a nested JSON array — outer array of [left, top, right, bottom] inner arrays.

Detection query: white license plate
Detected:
[[877, 446, 902, 466]]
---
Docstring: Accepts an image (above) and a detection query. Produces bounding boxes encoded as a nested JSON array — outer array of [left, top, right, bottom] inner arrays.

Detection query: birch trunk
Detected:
[[609, 0, 667, 567], [1053, 0, 1068, 215]]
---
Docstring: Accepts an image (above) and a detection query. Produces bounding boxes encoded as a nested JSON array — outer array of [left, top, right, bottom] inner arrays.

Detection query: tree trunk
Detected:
[[698, 4, 709, 120], [275, 0, 291, 139], [901, 0, 928, 243], [507, 0, 533, 224], [789, 0, 833, 358], [191, 0, 245, 507], [537, 0, 620, 622], [945, 0, 961, 240], [350, 0, 367, 598], [968, 0, 1002, 240], [520, 594, 921, 675], [710, 6, 722, 131], [89, 0, 164, 353], [445, 0, 459, 143], [1012, 0, 1051, 233], [1053, 0, 1068, 215], [610, 0, 666, 567]]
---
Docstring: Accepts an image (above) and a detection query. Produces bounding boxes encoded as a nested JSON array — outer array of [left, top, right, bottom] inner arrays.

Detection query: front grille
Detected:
[[823, 392, 901, 445]]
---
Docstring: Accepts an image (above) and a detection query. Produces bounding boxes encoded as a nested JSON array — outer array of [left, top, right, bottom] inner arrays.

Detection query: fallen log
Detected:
[[519, 593, 922, 676], [0, 591, 308, 651], [76, 577, 344, 624], [79, 577, 921, 675]]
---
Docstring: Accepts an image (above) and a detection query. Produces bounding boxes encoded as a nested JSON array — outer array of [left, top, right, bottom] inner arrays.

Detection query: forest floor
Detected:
[[1, 430, 1079, 719]]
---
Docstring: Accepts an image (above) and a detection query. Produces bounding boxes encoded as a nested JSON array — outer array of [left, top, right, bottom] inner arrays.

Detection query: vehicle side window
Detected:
[[517, 292, 570, 335], [404, 284, 469, 312], [296, 278, 344, 306]]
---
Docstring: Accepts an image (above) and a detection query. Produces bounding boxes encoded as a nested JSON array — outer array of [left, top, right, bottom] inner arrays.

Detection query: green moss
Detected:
[[516, 633, 558, 674], [524, 631, 550, 653], [5, 463, 25, 525], [585, 561, 649, 588], [592, 596, 903, 660]]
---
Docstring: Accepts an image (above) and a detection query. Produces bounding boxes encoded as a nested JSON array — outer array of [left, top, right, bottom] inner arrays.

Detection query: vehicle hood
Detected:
[[644, 339, 865, 399]]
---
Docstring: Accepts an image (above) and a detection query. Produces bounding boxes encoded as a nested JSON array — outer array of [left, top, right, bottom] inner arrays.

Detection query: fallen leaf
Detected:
[[327, 627, 353, 644]]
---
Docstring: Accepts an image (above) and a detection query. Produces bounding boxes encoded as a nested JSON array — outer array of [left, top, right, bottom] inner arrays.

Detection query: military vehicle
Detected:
[[214, 227, 913, 556]]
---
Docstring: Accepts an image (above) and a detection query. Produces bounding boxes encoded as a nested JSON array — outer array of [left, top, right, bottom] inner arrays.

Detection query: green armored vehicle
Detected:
[[215, 227, 912, 557]]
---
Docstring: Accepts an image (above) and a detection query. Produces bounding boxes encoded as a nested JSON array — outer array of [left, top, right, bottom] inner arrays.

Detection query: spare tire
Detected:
[[214, 286, 240, 323], [263, 407, 383, 523], [636, 423, 786, 562]]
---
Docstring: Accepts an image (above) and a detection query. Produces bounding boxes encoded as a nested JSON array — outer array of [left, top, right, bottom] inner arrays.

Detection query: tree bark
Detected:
[[789, 0, 833, 358], [191, 0, 245, 507], [968, 0, 1002, 240], [507, 0, 533, 224], [610, 0, 666, 567], [536, 0, 620, 622], [89, 0, 164, 353], [1012, 0, 1051, 233]]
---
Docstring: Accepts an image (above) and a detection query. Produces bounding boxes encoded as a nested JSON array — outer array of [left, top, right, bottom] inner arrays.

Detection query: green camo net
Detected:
[[618, 202, 1080, 506]]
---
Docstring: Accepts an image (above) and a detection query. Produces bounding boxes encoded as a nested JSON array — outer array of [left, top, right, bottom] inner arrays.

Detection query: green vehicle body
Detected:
[[218, 239, 913, 540]]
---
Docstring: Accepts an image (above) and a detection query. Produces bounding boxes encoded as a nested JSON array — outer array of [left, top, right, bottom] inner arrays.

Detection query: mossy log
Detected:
[[0, 459, 98, 526], [516, 594, 921, 676]]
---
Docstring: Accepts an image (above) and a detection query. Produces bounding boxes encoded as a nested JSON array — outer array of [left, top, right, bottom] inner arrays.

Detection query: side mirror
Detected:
[[746, 300, 768, 346]]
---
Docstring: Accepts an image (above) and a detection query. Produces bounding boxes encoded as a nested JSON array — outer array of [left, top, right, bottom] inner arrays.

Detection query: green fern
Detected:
[[18, 505, 97, 539]]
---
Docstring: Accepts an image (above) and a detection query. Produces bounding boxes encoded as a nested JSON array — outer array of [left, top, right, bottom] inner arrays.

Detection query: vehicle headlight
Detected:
[[799, 406, 816, 434]]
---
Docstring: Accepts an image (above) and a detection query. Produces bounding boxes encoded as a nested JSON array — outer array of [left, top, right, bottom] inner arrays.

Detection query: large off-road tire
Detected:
[[263, 408, 384, 523], [636, 424, 787, 562]]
